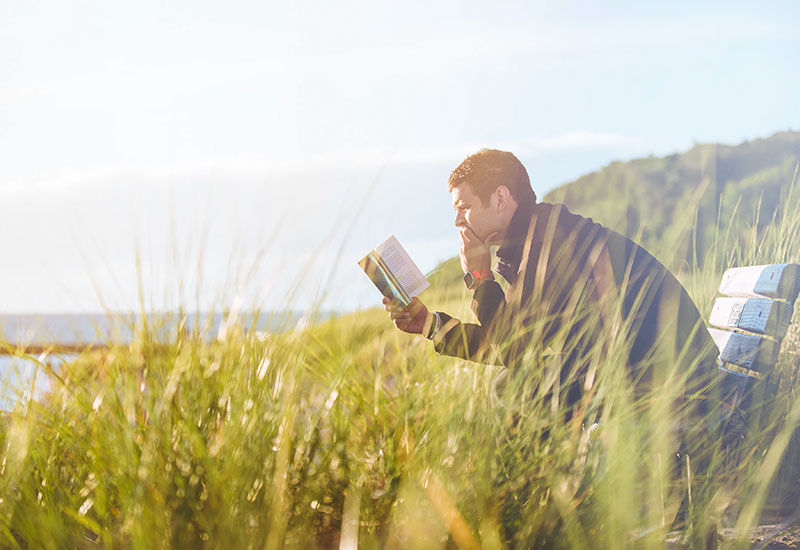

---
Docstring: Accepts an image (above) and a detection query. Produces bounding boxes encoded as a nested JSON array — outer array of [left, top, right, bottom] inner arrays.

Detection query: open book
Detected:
[[358, 235, 430, 306]]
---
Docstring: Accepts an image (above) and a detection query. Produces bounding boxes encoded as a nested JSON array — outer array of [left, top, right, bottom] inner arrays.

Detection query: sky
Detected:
[[1, 1, 799, 314]]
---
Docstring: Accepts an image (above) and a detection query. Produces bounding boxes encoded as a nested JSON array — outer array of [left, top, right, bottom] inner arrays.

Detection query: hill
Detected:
[[544, 131, 800, 270]]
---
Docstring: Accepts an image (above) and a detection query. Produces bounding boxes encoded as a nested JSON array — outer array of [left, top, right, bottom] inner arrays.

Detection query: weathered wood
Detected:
[[717, 366, 756, 408], [718, 263, 800, 303], [708, 328, 780, 373], [709, 297, 794, 339], [709, 264, 799, 443]]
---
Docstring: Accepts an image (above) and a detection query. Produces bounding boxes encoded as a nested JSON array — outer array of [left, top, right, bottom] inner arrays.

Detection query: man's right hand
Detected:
[[382, 296, 430, 335], [459, 226, 496, 274]]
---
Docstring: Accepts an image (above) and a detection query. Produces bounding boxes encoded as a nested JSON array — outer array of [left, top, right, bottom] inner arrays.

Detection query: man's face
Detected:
[[451, 184, 503, 244]]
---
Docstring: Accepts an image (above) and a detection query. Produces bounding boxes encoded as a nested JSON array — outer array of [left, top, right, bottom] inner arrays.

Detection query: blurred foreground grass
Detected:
[[2, 171, 800, 549]]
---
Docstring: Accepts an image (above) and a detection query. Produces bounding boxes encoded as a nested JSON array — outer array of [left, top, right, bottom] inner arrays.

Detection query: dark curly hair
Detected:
[[448, 149, 535, 206]]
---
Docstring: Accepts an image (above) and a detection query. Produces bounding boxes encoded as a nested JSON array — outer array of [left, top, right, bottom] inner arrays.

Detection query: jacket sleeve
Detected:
[[432, 280, 508, 365]]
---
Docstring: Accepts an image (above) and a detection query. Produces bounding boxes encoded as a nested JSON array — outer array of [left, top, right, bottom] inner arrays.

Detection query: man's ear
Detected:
[[494, 186, 512, 212]]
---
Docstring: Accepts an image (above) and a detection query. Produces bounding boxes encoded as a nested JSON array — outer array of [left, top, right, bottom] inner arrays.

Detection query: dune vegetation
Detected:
[[1, 161, 800, 549]]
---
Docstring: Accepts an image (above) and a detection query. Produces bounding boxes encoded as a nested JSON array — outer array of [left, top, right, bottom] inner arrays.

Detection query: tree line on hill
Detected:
[[544, 131, 800, 271]]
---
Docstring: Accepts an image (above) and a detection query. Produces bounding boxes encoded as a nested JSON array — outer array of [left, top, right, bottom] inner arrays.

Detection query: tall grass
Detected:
[[1, 168, 800, 549]]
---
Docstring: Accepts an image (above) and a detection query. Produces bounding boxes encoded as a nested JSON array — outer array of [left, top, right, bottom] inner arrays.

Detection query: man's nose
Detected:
[[454, 211, 465, 227]]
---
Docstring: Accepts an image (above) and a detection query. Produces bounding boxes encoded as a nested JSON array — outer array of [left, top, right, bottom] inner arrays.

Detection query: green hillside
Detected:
[[544, 131, 800, 271]]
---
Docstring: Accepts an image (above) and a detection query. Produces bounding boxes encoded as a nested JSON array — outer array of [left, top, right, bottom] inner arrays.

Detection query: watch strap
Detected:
[[464, 270, 494, 290]]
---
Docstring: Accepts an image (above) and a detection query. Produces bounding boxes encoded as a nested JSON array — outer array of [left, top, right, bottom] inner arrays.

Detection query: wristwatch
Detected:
[[463, 270, 494, 290]]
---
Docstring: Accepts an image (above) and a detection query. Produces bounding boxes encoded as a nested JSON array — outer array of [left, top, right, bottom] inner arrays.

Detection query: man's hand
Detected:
[[459, 226, 496, 274], [382, 296, 430, 335]]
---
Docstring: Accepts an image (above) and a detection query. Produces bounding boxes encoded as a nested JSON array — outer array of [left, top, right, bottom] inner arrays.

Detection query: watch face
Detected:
[[463, 272, 475, 289]]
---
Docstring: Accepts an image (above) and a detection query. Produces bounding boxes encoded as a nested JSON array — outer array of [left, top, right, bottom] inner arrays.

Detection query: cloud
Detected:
[[0, 130, 639, 199], [0, 130, 637, 198], [529, 131, 630, 151]]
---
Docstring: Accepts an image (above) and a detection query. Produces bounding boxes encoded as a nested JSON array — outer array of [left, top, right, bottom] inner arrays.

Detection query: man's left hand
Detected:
[[459, 227, 495, 274]]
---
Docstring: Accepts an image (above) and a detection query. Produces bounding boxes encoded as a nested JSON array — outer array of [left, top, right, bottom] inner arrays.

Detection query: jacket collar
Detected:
[[495, 196, 538, 286]]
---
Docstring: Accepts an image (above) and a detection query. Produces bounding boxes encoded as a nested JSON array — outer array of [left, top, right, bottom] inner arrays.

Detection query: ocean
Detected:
[[0, 311, 335, 410]]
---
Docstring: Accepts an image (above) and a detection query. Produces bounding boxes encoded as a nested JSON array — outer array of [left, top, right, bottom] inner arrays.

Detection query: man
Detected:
[[384, 149, 720, 421]]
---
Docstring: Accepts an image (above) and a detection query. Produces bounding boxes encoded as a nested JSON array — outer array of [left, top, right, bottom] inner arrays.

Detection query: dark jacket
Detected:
[[433, 198, 719, 406]]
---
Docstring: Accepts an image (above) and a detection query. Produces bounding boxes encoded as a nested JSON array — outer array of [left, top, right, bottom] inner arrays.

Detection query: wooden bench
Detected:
[[707, 263, 800, 412]]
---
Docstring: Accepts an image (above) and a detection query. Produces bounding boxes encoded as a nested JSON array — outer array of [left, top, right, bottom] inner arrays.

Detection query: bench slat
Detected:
[[718, 366, 756, 408], [708, 327, 780, 373], [709, 297, 794, 339], [717, 366, 777, 412], [718, 263, 800, 303]]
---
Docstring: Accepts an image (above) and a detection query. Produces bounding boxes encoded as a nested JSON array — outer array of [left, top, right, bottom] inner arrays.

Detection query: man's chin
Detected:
[[480, 232, 498, 245]]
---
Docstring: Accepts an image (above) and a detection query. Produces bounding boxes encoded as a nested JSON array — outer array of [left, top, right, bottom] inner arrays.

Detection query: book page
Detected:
[[373, 235, 430, 298]]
